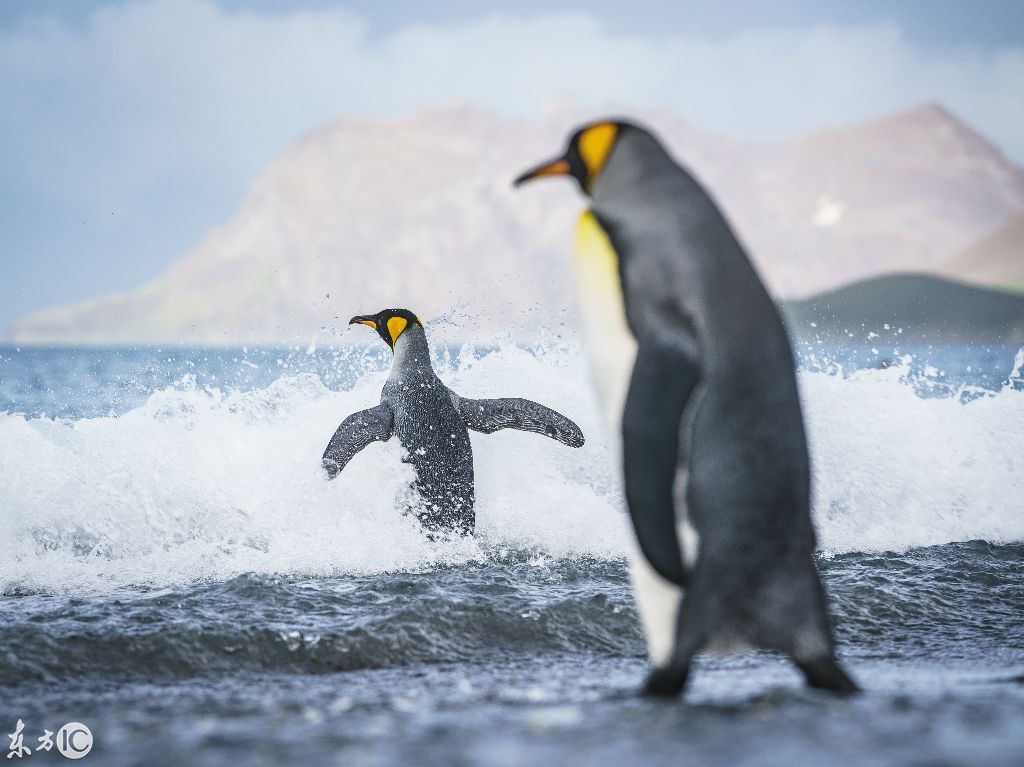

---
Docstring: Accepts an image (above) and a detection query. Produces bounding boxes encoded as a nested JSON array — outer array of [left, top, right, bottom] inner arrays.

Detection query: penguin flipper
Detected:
[[450, 392, 584, 447], [622, 340, 701, 588], [321, 403, 394, 479]]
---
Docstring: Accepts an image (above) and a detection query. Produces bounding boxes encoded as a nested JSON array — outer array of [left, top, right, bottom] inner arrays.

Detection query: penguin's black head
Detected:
[[349, 308, 422, 350], [513, 119, 634, 196]]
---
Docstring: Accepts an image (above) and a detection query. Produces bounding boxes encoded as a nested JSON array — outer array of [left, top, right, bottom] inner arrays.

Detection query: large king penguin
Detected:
[[514, 121, 856, 695], [323, 308, 585, 533]]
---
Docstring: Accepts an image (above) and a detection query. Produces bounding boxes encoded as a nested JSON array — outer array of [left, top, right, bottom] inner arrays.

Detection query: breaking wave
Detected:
[[1, 341, 1022, 594]]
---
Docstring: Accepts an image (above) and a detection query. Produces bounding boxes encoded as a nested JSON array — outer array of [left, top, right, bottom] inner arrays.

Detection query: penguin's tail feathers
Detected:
[[797, 655, 860, 695]]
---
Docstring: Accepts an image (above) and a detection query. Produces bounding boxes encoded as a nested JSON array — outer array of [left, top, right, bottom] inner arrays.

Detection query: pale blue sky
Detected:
[[2, 0, 1023, 332]]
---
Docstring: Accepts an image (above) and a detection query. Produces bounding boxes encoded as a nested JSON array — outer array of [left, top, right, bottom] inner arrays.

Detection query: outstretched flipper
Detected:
[[451, 392, 584, 448], [622, 338, 701, 588], [322, 402, 394, 479]]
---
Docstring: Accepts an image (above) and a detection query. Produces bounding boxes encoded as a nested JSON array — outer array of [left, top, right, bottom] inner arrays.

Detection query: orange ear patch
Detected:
[[387, 316, 409, 346], [578, 122, 618, 183]]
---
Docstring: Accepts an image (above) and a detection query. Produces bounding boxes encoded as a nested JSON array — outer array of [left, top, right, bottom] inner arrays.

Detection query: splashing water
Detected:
[[802, 359, 1024, 553], [1, 341, 1021, 594]]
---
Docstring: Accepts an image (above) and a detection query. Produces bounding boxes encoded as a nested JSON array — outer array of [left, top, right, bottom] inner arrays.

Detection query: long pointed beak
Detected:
[[349, 315, 377, 329], [513, 157, 570, 187]]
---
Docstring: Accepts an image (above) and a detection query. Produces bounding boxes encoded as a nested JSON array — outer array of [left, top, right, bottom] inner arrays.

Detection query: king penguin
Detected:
[[514, 120, 857, 695], [322, 308, 585, 533]]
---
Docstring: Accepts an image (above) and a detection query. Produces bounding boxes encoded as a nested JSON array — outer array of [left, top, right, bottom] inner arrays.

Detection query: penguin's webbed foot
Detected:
[[641, 665, 689, 698], [797, 656, 860, 695]]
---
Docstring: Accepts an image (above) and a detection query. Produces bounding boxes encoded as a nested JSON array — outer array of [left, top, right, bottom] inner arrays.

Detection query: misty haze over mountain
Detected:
[[9, 102, 1024, 345]]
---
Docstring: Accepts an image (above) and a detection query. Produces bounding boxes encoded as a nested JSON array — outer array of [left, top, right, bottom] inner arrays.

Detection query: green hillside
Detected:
[[783, 273, 1024, 345]]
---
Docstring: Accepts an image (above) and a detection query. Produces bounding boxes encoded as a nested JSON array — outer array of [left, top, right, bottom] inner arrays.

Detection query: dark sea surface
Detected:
[[1, 339, 1022, 766]]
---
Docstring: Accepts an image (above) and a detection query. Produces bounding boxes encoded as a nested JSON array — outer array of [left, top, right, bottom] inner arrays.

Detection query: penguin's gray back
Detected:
[[382, 325, 475, 532]]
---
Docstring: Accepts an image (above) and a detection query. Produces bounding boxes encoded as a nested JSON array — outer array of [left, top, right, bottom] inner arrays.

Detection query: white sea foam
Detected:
[[803, 360, 1024, 554], [1, 342, 1021, 594]]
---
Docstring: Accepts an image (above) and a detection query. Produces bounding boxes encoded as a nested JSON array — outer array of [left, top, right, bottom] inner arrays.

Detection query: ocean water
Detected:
[[1, 334, 1022, 766]]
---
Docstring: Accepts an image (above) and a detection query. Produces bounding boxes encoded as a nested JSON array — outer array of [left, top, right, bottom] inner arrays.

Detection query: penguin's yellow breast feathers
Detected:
[[574, 210, 624, 304], [571, 209, 636, 434]]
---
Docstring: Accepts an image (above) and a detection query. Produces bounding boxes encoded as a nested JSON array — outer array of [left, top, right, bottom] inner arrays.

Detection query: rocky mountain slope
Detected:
[[11, 103, 1024, 344]]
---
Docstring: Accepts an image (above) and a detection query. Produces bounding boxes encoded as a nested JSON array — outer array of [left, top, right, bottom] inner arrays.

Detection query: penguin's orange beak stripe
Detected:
[[513, 158, 570, 186]]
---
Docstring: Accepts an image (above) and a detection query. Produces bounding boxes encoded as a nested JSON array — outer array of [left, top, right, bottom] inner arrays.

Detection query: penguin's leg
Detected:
[[449, 392, 585, 447], [796, 655, 859, 694], [788, 607, 859, 693], [765, 569, 860, 694], [629, 544, 685, 692], [630, 431, 704, 693], [642, 584, 709, 696], [321, 402, 394, 478]]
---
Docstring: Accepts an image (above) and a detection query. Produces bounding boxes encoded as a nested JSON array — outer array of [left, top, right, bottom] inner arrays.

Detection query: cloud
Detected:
[[2, 0, 1023, 324]]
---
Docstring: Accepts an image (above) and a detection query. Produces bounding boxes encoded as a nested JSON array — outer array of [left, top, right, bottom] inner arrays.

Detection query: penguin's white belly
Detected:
[[573, 210, 686, 669]]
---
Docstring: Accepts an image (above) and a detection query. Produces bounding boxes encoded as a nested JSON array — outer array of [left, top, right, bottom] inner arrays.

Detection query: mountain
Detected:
[[10, 103, 1024, 345], [937, 213, 1024, 293]]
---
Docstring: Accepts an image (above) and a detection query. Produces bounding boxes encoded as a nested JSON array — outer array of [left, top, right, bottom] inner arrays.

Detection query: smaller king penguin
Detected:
[[322, 309, 585, 533], [515, 120, 857, 695]]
